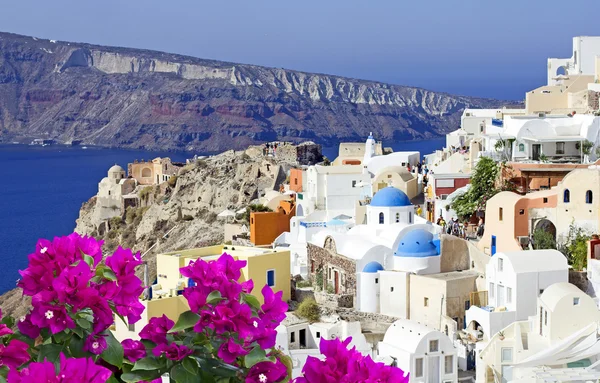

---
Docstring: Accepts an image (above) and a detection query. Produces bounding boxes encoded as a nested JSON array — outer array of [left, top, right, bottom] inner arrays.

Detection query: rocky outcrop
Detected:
[[0, 32, 510, 152]]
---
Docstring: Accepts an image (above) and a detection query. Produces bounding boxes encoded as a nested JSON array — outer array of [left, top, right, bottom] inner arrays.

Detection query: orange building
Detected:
[[250, 199, 296, 246], [289, 169, 303, 193]]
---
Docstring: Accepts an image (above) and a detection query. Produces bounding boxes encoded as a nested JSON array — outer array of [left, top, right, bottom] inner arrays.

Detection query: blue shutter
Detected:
[[267, 270, 275, 287]]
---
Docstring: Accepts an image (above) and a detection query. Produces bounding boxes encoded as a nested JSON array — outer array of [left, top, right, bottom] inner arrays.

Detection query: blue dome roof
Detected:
[[371, 187, 412, 207], [362, 261, 384, 273], [395, 230, 439, 258]]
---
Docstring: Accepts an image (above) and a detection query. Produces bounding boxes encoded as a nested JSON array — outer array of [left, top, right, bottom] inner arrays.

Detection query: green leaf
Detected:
[[68, 335, 93, 358], [182, 356, 199, 374], [100, 331, 124, 368], [243, 294, 261, 310], [53, 331, 70, 343], [38, 344, 64, 363], [169, 311, 200, 333], [171, 364, 198, 383], [102, 269, 118, 281], [83, 254, 95, 268], [121, 371, 159, 383], [75, 318, 91, 331], [1, 316, 14, 328], [207, 290, 222, 305], [244, 346, 267, 369], [106, 374, 120, 383], [196, 357, 241, 378], [132, 356, 164, 371]]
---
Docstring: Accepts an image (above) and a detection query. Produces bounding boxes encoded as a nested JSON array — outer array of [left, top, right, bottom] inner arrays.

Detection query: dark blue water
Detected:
[[0, 138, 444, 294], [0, 145, 188, 294]]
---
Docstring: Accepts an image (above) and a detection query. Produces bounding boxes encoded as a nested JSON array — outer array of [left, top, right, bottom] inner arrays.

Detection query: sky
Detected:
[[0, 0, 598, 100]]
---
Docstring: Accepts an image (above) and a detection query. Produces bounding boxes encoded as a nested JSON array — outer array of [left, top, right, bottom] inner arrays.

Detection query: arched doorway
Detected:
[[534, 219, 556, 240], [296, 204, 304, 217], [141, 168, 152, 178], [556, 66, 566, 76]]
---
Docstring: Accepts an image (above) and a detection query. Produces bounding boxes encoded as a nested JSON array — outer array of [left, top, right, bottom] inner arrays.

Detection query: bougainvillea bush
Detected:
[[0, 233, 407, 383]]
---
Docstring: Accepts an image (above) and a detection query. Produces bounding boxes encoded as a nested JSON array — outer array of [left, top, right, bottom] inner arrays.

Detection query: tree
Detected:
[[242, 204, 272, 222], [558, 223, 590, 271], [322, 156, 331, 166], [532, 229, 556, 250], [451, 157, 500, 220]]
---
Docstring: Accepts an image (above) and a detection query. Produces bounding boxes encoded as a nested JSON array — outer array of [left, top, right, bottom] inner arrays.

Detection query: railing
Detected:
[[299, 221, 326, 228]]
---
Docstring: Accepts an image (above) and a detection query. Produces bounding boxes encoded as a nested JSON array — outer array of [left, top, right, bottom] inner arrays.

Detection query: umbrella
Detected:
[[326, 219, 347, 227], [217, 210, 236, 219], [236, 208, 247, 215]]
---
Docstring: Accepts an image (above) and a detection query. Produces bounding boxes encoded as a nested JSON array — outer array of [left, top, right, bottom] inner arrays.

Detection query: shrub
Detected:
[[326, 284, 335, 294], [182, 214, 194, 221], [110, 216, 122, 228], [196, 159, 207, 168], [139, 186, 153, 201], [558, 223, 591, 271], [533, 229, 556, 250], [205, 212, 218, 224], [125, 207, 137, 224], [296, 298, 321, 323], [240, 153, 251, 161], [322, 156, 331, 166], [167, 175, 178, 188], [296, 280, 312, 288]]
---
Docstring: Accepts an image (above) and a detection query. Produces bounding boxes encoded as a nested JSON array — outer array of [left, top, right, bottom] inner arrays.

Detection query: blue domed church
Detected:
[[367, 186, 414, 226]]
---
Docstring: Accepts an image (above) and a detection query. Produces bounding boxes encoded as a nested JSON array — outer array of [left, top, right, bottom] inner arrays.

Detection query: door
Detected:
[[497, 285, 505, 307], [299, 329, 306, 348], [501, 366, 513, 383], [532, 144, 541, 161], [428, 356, 440, 383], [491, 235, 497, 256], [334, 271, 339, 294]]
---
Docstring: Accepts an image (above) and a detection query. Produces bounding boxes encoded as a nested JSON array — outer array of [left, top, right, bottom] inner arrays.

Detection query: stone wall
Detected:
[[307, 243, 357, 297], [569, 270, 590, 294]]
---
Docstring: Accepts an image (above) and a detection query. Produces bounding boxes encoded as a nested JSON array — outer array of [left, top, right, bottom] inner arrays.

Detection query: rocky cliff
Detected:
[[0, 146, 296, 319], [0, 32, 508, 152]]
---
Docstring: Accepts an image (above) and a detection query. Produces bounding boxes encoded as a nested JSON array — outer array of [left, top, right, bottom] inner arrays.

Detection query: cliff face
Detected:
[[0, 32, 507, 152]]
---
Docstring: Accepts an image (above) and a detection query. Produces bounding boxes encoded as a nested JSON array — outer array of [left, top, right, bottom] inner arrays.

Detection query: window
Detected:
[[266, 270, 275, 287], [379, 212, 384, 224], [429, 340, 439, 352], [445, 355, 453, 374], [507, 287, 512, 303], [556, 142, 565, 154], [311, 261, 315, 273], [424, 297, 429, 307], [409, 212, 412, 223], [465, 300, 471, 310], [390, 287, 394, 292], [108, 191, 111, 196], [499, 207, 503, 221], [564, 189, 570, 203], [251, 218, 254, 224], [586, 190, 593, 204], [519, 209, 524, 215], [295, 179, 298, 185], [539, 289, 544, 295], [387, 174, 392, 179], [316, 332, 321, 338], [499, 258, 504, 272], [328, 268, 331, 278], [290, 332, 296, 343], [415, 358, 424, 378], [543, 197, 548, 203], [395, 213, 400, 223], [574, 297, 580, 305], [489, 283, 495, 299], [518, 143, 525, 152], [352, 180, 356, 188], [375, 278, 379, 284], [128, 323, 135, 332], [501, 348, 513, 362]]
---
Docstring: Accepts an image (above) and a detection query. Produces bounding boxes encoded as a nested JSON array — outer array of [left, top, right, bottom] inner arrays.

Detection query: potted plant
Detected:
[[498, 331, 505, 340]]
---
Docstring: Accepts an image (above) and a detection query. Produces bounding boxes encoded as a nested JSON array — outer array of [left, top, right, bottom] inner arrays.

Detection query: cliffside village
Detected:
[[92, 37, 600, 383]]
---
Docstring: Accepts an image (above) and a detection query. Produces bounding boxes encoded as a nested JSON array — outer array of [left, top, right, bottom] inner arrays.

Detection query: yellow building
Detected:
[[113, 245, 291, 342]]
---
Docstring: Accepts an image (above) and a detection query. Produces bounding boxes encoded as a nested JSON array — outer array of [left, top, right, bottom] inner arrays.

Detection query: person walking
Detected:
[[416, 205, 423, 217]]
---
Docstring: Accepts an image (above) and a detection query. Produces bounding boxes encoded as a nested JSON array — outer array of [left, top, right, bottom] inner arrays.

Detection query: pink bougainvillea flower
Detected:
[[17, 314, 40, 339], [84, 334, 108, 355], [246, 360, 288, 383], [218, 338, 249, 364], [0, 309, 13, 337], [122, 339, 147, 363], [0, 339, 30, 369], [30, 302, 75, 335], [261, 285, 288, 324], [52, 261, 94, 309], [105, 247, 142, 278], [213, 253, 247, 281], [152, 343, 193, 361], [139, 315, 174, 345], [6, 359, 57, 383]]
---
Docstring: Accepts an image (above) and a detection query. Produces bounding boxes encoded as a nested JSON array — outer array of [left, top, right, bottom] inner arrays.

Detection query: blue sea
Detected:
[[0, 137, 443, 294]]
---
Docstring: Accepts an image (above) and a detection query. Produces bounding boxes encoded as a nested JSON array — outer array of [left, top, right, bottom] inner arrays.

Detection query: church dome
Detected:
[[395, 230, 439, 258], [108, 164, 124, 173], [371, 187, 411, 207], [362, 261, 384, 273]]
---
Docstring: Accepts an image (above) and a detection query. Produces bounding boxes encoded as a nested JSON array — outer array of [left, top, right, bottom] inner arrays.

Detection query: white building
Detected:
[[94, 165, 137, 222], [377, 319, 457, 383], [477, 283, 600, 383], [547, 36, 600, 86], [466, 250, 568, 342], [298, 164, 369, 217], [276, 313, 372, 379]]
